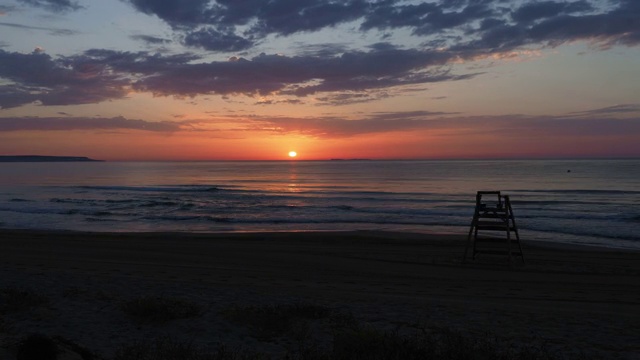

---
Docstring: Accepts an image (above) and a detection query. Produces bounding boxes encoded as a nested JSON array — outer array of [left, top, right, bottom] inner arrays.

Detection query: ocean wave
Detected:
[[262, 194, 464, 205], [525, 227, 640, 242], [105, 199, 137, 204], [60, 209, 114, 216], [75, 185, 222, 193], [331, 205, 354, 211], [509, 189, 640, 195], [51, 198, 94, 204], [141, 215, 232, 222], [51, 197, 188, 209], [227, 217, 465, 227], [516, 213, 626, 221], [88, 211, 113, 216], [512, 200, 621, 206], [0, 207, 66, 215], [61, 209, 80, 215], [136, 200, 182, 208], [85, 217, 118, 222], [256, 203, 469, 218]]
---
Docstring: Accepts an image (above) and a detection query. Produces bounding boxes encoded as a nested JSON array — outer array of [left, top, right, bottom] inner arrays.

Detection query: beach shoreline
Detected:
[[1, 229, 639, 358], [3, 227, 639, 252]]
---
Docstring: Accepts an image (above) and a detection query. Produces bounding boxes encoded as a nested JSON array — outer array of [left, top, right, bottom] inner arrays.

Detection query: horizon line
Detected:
[[92, 156, 640, 162]]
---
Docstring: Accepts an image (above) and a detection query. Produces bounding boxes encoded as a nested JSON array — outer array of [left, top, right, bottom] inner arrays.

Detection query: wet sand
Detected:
[[0, 229, 638, 358]]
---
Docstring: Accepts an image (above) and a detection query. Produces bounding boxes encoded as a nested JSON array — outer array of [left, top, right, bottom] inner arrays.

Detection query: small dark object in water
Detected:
[[567, 169, 571, 173]]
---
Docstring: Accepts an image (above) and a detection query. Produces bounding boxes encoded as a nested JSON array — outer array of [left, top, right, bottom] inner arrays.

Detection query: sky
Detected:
[[0, 0, 639, 160]]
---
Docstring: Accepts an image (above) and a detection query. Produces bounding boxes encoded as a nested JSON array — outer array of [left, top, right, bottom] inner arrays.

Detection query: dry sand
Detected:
[[0, 229, 638, 359]]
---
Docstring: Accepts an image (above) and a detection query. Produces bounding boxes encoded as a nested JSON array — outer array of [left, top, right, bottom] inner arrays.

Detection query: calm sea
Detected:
[[0, 160, 638, 249]]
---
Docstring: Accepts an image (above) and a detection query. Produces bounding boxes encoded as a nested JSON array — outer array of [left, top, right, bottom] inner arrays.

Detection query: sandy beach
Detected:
[[0, 229, 639, 359]]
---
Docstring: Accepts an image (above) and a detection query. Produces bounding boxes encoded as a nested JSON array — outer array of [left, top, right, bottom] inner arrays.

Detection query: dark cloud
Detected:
[[368, 110, 458, 120], [458, 0, 640, 52], [315, 92, 390, 106], [123, 0, 368, 52], [245, 0, 368, 37], [0, 85, 39, 109], [238, 111, 640, 139], [276, 46, 466, 96], [124, 0, 494, 42], [233, 110, 464, 137], [126, 0, 212, 28], [0, 49, 128, 109], [1, 44, 471, 108], [238, 113, 449, 137], [183, 27, 254, 52], [17, 0, 83, 13], [568, 104, 640, 116], [3, 1, 640, 109], [363, 2, 495, 36], [121, 1, 640, 56], [512, 1, 593, 23], [478, 17, 506, 31], [130, 35, 172, 45], [3, 110, 639, 142], [295, 43, 350, 57], [0, 21, 79, 36], [66, 49, 201, 75], [125, 0, 367, 34], [0, 116, 180, 132], [496, 116, 640, 137], [361, 2, 438, 31], [0, 5, 17, 14], [255, 99, 302, 105], [67, 47, 468, 99]]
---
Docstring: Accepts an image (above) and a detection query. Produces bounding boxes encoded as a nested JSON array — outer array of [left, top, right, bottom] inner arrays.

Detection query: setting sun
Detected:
[[288, 151, 297, 158]]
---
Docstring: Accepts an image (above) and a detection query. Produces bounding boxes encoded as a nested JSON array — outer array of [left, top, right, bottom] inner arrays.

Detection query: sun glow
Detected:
[[288, 151, 297, 158]]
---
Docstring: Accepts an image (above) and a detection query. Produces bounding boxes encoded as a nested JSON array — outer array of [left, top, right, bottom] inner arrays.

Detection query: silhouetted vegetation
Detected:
[[112, 327, 568, 360], [0, 287, 49, 313], [2, 298, 579, 359], [120, 296, 203, 325], [326, 326, 562, 360], [14, 334, 100, 360], [221, 303, 333, 341], [16, 334, 58, 360], [114, 336, 264, 360]]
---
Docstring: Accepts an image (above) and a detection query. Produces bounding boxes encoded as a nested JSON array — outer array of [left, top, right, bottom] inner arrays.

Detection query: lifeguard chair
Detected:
[[463, 191, 524, 264]]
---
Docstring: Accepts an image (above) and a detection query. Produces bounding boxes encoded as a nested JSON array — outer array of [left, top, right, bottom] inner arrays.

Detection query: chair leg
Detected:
[[463, 216, 477, 263]]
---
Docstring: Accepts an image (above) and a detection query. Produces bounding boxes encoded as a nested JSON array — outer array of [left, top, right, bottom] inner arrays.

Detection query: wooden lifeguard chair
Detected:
[[463, 191, 524, 264]]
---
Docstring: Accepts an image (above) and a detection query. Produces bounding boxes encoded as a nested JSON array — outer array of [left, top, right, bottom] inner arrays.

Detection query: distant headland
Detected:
[[0, 156, 104, 162]]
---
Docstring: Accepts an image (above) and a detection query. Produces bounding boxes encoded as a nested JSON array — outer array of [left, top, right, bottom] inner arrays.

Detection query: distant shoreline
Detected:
[[0, 155, 104, 162]]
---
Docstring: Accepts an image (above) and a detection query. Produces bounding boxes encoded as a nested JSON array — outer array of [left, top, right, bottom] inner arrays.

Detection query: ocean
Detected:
[[0, 159, 638, 249]]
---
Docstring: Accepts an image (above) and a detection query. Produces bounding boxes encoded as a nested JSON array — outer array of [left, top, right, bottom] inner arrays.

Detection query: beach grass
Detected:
[[114, 336, 267, 360], [0, 286, 49, 314], [221, 303, 333, 341], [329, 326, 565, 360], [120, 296, 203, 325], [109, 325, 566, 360]]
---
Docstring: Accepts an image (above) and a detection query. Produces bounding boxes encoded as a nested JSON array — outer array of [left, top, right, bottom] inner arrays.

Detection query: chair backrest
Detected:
[[475, 191, 503, 211]]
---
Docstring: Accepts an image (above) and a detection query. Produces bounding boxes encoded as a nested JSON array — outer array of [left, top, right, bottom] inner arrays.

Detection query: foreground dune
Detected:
[[0, 230, 638, 359]]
